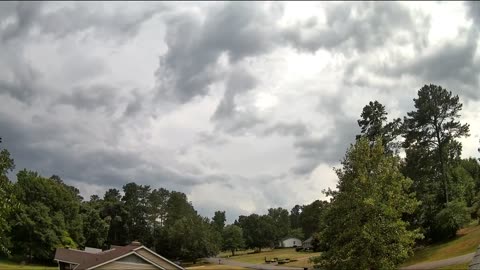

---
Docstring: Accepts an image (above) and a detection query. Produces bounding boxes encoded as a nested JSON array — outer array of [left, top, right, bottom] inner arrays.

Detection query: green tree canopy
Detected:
[[237, 214, 276, 251], [313, 138, 421, 270], [11, 170, 84, 262], [299, 200, 328, 237], [122, 182, 151, 244], [222, 224, 245, 256], [0, 138, 15, 255], [356, 101, 402, 153], [167, 215, 220, 263], [403, 84, 470, 241], [267, 207, 290, 244], [212, 210, 226, 232], [404, 84, 470, 204]]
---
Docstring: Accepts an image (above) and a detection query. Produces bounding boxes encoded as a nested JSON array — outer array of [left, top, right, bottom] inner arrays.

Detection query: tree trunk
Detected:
[[435, 126, 449, 204], [231, 249, 235, 256]]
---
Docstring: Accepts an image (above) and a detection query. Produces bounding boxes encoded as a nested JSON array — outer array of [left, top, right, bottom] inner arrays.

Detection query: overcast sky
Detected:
[[1, 1, 479, 222]]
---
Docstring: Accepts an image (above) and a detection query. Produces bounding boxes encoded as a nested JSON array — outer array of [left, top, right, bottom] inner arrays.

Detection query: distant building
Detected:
[[279, 237, 302, 248], [54, 241, 184, 270], [302, 236, 313, 250]]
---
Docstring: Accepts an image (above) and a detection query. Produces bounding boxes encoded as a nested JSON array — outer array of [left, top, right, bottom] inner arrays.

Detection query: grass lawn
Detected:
[[403, 222, 480, 266], [220, 248, 320, 268], [436, 262, 469, 269], [186, 264, 248, 270], [0, 259, 57, 270], [218, 249, 261, 257]]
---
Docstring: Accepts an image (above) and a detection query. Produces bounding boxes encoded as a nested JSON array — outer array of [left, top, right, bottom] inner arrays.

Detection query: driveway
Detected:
[[400, 252, 474, 270], [205, 257, 305, 270]]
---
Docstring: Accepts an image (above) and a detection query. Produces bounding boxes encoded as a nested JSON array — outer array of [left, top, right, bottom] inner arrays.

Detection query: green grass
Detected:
[[220, 248, 320, 268], [218, 249, 259, 258], [186, 264, 248, 270], [436, 262, 469, 269], [0, 259, 57, 270], [403, 222, 480, 266]]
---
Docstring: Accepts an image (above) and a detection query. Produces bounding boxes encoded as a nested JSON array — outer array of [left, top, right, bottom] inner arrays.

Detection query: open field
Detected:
[[219, 248, 320, 268], [436, 262, 469, 269], [403, 223, 480, 266], [0, 260, 56, 270], [186, 263, 248, 270], [218, 249, 266, 257]]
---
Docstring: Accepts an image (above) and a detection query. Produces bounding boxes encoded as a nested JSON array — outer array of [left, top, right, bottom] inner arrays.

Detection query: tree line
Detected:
[[0, 166, 221, 263], [0, 137, 327, 263], [1, 84, 479, 269]]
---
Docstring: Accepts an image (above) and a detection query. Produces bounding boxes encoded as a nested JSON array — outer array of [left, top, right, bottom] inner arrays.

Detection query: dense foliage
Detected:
[[0, 146, 222, 263], [312, 138, 421, 270]]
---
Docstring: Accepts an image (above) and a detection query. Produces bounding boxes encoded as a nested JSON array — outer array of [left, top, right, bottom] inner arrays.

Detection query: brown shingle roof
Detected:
[[54, 244, 138, 270]]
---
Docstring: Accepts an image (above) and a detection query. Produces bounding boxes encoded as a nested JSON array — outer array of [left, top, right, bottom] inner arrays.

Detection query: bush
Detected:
[[432, 200, 471, 241]]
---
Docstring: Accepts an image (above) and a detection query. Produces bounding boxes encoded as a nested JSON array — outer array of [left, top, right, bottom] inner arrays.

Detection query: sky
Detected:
[[1, 1, 479, 222]]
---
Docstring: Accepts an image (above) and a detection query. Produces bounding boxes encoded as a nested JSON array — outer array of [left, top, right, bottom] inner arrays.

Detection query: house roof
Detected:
[[303, 236, 313, 243], [54, 242, 182, 270], [280, 237, 302, 242], [55, 244, 137, 270]]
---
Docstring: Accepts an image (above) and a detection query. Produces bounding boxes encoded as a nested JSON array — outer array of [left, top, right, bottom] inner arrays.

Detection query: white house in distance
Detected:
[[279, 237, 302, 248]]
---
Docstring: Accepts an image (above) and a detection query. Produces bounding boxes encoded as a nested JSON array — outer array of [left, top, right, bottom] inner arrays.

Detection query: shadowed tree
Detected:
[[299, 200, 328, 237], [356, 100, 402, 153], [404, 84, 470, 204], [81, 200, 109, 249], [290, 205, 301, 230], [212, 210, 226, 232], [167, 215, 220, 263], [148, 188, 170, 250], [267, 207, 290, 244], [102, 188, 129, 246], [403, 84, 470, 241], [238, 214, 276, 251], [122, 182, 151, 244], [222, 224, 244, 256], [0, 138, 15, 255]]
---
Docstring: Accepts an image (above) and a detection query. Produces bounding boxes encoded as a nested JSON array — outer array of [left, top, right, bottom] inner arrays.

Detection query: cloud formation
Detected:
[[1, 1, 480, 222]]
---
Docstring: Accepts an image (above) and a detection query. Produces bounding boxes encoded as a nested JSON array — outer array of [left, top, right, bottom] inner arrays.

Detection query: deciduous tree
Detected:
[[313, 138, 421, 270], [222, 224, 244, 256], [0, 138, 15, 255]]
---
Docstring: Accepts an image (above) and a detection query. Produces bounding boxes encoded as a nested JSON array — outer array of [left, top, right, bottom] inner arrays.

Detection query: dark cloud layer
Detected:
[[0, 112, 225, 193], [291, 93, 358, 175], [283, 2, 425, 53], [57, 84, 119, 114], [466, 1, 480, 25], [1, 2, 479, 219], [0, 2, 162, 42], [263, 122, 310, 137], [155, 2, 283, 104]]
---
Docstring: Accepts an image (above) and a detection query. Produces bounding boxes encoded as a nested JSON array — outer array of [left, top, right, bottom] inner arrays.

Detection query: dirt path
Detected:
[[205, 257, 305, 270], [400, 252, 474, 270]]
